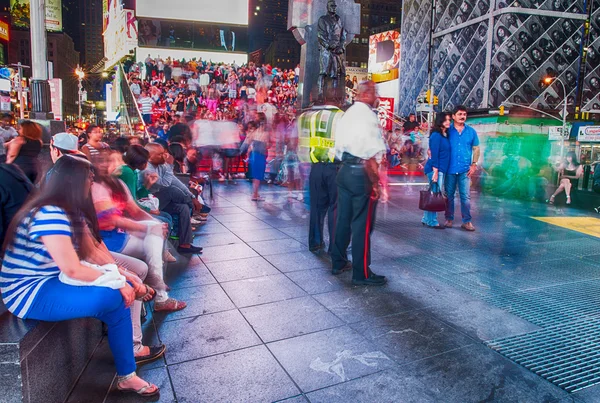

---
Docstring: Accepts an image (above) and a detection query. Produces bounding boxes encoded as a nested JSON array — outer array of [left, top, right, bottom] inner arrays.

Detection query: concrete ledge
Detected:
[[0, 304, 103, 403]]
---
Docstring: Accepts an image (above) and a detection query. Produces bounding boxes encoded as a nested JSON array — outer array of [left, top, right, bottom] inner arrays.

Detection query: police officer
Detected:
[[331, 81, 387, 286], [301, 106, 344, 253]]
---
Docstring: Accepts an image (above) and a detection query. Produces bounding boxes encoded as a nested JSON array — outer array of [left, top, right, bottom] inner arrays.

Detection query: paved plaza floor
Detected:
[[70, 179, 600, 403]]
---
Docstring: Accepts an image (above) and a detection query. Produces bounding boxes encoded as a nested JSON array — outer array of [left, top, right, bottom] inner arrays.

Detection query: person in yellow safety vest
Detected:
[[297, 106, 345, 253]]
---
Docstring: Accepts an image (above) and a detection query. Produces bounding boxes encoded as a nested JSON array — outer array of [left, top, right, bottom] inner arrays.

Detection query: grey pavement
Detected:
[[69, 179, 600, 402]]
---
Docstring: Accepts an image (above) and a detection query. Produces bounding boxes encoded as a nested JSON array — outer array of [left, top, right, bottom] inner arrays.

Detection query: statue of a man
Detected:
[[317, 0, 347, 103]]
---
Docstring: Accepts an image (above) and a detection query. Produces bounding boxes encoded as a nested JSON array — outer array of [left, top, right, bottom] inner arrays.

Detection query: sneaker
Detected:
[[444, 220, 453, 228], [191, 217, 205, 225], [595, 207, 600, 214]]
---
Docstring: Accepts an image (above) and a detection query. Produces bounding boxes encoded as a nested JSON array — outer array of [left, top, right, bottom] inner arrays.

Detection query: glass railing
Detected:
[[114, 63, 148, 138]]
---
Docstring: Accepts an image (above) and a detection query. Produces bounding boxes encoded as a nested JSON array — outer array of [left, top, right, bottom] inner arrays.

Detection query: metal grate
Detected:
[[487, 315, 600, 393]]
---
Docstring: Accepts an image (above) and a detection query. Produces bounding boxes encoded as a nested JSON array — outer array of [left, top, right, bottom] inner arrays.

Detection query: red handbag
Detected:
[[419, 186, 447, 212]]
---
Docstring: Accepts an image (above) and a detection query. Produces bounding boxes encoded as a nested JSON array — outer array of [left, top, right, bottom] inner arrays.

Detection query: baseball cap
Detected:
[[52, 132, 79, 152]]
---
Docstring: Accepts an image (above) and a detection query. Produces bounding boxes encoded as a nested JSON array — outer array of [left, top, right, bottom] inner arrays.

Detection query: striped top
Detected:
[[138, 96, 154, 114], [82, 142, 109, 159], [0, 206, 72, 319]]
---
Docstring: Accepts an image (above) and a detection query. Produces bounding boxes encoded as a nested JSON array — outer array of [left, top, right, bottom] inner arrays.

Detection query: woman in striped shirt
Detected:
[[0, 156, 159, 397]]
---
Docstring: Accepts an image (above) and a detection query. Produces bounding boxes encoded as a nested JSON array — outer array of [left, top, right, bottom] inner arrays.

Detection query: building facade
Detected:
[[9, 30, 80, 119], [264, 33, 300, 69], [398, 0, 598, 116]]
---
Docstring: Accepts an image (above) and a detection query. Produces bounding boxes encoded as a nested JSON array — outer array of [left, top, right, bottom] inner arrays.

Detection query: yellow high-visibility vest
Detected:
[[297, 106, 344, 163]]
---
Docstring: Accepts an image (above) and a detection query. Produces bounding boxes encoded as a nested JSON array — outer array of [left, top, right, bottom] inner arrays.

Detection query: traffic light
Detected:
[[499, 105, 505, 116], [433, 96, 439, 106], [425, 90, 431, 104]]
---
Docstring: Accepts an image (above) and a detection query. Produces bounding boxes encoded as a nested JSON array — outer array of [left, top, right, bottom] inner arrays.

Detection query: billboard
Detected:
[[104, 9, 138, 68], [10, 0, 62, 31], [137, 19, 248, 53], [136, 0, 248, 26], [48, 78, 62, 120], [581, 1, 600, 112], [368, 30, 401, 74]]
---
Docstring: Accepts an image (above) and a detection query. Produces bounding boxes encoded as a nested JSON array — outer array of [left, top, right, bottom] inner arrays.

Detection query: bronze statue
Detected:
[[317, 0, 347, 103]]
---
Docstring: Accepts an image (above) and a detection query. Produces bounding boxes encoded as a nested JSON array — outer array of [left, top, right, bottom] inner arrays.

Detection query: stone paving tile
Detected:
[[248, 238, 307, 256], [200, 243, 259, 263], [573, 385, 600, 403], [234, 228, 291, 242], [226, 220, 275, 232], [216, 213, 265, 224], [268, 326, 394, 393], [206, 256, 280, 283], [194, 220, 231, 234], [314, 289, 417, 324], [154, 284, 235, 322], [165, 259, 217, 290], [264, 251, 331, 272], [104, 366, 176, 403], [285, 269, 346, 295], [278, 225, 311, 241], [221, 274, 307, 308], [349, 310, 474, 365], [169, 346, 299, 403], [241, 296, 344, 342], [275, 396, 310, 403], [210, 206, 248, 216], [305, 343, 572, 403], [159, 310, 261, 365], [192, 231, 243, 248]]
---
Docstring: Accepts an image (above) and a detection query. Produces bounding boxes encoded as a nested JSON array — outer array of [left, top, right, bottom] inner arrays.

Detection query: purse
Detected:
[[419, 185, 447, 212]]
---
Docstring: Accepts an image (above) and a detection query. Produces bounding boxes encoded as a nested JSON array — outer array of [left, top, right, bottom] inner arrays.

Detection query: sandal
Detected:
[[135, 285, 156, 302], [154, 298, 187, 313], [566, 196, 571, 205], [117, 373, 160, 397], [135, 344, 166, 365]]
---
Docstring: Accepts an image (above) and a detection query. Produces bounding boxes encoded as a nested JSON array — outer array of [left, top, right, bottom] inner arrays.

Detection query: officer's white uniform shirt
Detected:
[[334, 102, 387, 163]]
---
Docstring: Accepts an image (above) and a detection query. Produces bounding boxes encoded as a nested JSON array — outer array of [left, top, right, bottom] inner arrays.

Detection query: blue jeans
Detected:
[[26, 278, 136, 376], [445, 171, 471, 223], [422, 171, 444, 227]]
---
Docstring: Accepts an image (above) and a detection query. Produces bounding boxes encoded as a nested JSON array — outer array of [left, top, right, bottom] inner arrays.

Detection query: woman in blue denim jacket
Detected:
[[422, 113, 451, 229]]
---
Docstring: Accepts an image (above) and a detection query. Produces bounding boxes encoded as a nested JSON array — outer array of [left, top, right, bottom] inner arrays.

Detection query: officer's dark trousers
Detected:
[[309, 162, 338, 252], [331, 162, 377, 281]]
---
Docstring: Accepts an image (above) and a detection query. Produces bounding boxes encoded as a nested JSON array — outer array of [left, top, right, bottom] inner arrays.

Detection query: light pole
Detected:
[[544, 76, 568, 161], [75, 65, 85, 124]]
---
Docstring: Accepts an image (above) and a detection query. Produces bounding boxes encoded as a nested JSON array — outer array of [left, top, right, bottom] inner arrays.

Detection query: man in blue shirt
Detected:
[[445, 105, 480, 231]]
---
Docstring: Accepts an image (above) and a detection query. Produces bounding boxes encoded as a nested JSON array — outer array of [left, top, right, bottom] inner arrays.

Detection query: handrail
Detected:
[[118, 63, 149, 139]]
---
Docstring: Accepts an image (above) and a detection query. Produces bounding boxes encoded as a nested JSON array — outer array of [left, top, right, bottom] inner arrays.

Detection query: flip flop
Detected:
[[135, 285, 156, 302], [135, 344, 166, 365], [117, 381, 160, 397]]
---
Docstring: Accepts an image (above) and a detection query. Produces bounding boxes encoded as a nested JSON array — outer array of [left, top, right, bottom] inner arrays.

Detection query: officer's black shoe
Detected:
[[352, 275, 387, 286], [332, 261, 351, 275], [309, 243, 325, 253]]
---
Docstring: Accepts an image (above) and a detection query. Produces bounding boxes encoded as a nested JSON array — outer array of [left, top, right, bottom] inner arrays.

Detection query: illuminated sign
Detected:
[[10, 0, 62, 31], [378, 97, 395, 131], [104, 9, 138, 68], [0, 21, 9, 42], [577, 126, 600, 142], [368, 30, 401, 75]]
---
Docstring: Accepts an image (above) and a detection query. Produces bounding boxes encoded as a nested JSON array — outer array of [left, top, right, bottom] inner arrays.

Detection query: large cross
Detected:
[[288, 0, 361, 109]]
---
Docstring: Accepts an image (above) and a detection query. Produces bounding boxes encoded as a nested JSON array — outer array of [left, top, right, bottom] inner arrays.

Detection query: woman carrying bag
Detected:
[[421, 113, 452, 229]]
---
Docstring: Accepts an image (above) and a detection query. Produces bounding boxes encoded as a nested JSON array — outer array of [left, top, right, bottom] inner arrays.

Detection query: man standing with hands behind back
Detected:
[[331, 81, 388, 286], [445, 105, 480, 231]]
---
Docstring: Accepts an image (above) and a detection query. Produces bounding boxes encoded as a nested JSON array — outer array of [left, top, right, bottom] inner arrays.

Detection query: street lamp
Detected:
[[543, 76, 568, 161], [75, 65, 85, 124], [101, 72, 109, 78]]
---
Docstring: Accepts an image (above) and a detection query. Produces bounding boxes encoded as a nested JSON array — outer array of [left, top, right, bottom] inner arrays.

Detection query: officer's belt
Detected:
[[341, 153, 367, 165]]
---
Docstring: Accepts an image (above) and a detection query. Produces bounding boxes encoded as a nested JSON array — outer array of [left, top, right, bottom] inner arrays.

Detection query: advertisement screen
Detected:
[[137, 19, 248, 53], [104, 9, 138, 68], [136, 0, 248, 26], [368, 30, 401, 74], [10, 0, 62, 31], [136, 48, 248, 66]]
